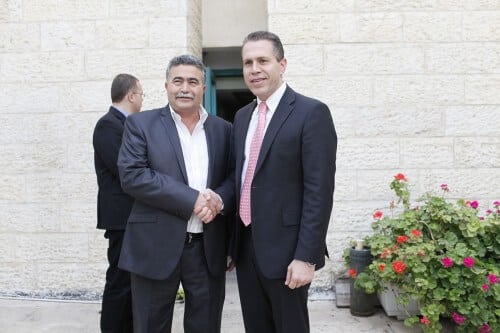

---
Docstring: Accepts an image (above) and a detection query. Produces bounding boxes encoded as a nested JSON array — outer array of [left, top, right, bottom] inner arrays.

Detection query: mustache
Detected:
[[176, 92, 194, 99]]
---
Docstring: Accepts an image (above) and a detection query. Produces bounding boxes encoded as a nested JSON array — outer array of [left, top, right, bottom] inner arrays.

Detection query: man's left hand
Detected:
[[285, 259, 315, 289]]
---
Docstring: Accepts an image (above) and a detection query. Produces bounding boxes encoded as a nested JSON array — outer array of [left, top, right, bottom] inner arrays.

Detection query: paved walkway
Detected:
[[0, 272, 425, 333]]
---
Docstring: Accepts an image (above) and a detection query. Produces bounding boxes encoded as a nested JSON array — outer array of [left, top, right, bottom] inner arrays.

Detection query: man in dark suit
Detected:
[[117, 55, 233, 333], [231, 31, 337, 333], [93, 73, 144, 332]]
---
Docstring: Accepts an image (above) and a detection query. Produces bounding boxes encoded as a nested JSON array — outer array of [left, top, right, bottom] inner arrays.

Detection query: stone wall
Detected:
[[267, 0, 500, 290], [0, 0, 499, 297]]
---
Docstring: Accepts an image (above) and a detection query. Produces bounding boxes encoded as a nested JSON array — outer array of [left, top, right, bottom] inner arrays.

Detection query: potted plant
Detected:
[[354, 173, 499, 333]]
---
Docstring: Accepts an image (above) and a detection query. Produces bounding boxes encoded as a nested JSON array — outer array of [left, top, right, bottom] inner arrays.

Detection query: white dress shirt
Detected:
[[170, 105, 209, 233]]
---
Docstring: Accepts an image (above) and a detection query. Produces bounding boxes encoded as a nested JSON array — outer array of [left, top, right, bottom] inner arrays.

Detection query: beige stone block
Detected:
[[356, 169, 421, 201], [465, 75, 500, 104], [0, 23, 40, 51], [0, 234, 16, 260], [0, 114, 71, 145], [0, 83, 60, 115], [269, 14, 340, 44], [338, 138, 399, 169], [285, 44, 324, 76], [331, 200, 388, 232], [355, 0, 464, 11], [150, 17, 188, 48], [464, 0, 500, 10], [85, 48, 185, 80], [271, 0, 354, 13], [1, 51, 84, 82], [419, 168, 500, 199], [63, 113, 103, 146], [88, 230, 108, 261], [374, 75, 464, 105], [0, 0, 22, 22], [464, 11, 500, 41], [60, 202, 96, 233], [66, 143, 94, 173], [0, 144, 65, 173], [404, 12, 461, 42], [17, 233, 89, 262], [95, 19, 149, 50], [59, 81, 109, 113], [110, 0, 184, 18], [23, 0, 108, 21], [455, 137, 500, 168], [351, 106, 444, 137], [0, 175, 25, 203], [332, 169, 357, 201], [427, 43, 500, 74], [330, 107, 356, 139], [36, 262, 106, 292], [41, 21, 95, 51], [25, 173, 95, 203], [0, 263, 38, 291], [401, 138, 454, 168], [315, 76, 372, 106], [325, 44, 373, 74], [0, 204, 41, 232], [445, 105, 500, 136], [339, 13, 403, 42]]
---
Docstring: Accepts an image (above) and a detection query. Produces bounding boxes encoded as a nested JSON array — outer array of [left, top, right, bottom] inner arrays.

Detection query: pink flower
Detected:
[[394, 173, 407, 181], [486, 209, 493, 215], [479, 323, 491, 333], [420, 316, 430, 325], [493, 200, 500, 208], [463, 257, 474, 268], [482, 284, 490, 291], [465, 200, 479, 209], [440, 183, 449, 191], [441, 257, 454, 268], [479, 217, 485, 221], [411, 229, 422, 237], [488, 274, 498, 284], [452, 312, 466, 325]]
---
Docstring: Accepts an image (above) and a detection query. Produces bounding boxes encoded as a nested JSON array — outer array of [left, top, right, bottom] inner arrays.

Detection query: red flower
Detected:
[[420, 316, 430, 325], [348, 268, 357, 278], [463, 257, 475, 268], [411, 229, 422, 237], [380, 248, 391, 259], [465, 200, 479, 209], [452, 312, 466, 325], [394, 173, 407, 181], [379, 264, 385, 272], [482, 284, 490, 292], [392, 261, 407, 274], [440, 183, 449, 192], [396, 235, 409, 243], [479, 323, 491, 333], [441, 257, 454, 268], [488, 274, 498, 284], [372, 210, 383, 220]]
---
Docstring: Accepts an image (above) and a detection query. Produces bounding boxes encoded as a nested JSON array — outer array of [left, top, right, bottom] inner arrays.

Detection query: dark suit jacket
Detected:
[[117, 106, 233, 280], [93, 106, 135, 230], [231, 86, 337, 279]]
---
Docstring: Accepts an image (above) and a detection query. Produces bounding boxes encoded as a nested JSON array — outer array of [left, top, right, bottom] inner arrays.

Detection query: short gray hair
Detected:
[[165, 54, 206, 83]]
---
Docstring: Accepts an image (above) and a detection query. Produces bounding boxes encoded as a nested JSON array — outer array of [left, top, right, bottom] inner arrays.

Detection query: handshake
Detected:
[[193, 189, 223, 223]]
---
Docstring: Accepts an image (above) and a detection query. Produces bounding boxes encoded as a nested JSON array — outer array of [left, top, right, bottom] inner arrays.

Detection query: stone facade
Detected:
[[0, 0, 499, 297]]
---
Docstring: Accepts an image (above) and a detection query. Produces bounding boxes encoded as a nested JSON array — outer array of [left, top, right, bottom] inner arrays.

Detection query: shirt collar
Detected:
[[112, 104, 130, 118], [256, 82, 287, 113], [169, 104, 208, 125]]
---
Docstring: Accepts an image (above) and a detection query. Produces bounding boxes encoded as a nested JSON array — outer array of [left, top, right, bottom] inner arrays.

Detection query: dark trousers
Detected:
[[101, 230, 133, 333], [131, 236, 225, 333], [236, 226, 310, 333]]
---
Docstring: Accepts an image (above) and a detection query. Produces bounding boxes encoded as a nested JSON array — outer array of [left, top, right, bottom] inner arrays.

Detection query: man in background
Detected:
[[93, 73, 144, 332]]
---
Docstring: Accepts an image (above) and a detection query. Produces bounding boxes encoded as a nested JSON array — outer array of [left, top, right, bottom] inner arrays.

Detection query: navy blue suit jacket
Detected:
[[117, 106, 233, 280], [231, 86, 337, 279]]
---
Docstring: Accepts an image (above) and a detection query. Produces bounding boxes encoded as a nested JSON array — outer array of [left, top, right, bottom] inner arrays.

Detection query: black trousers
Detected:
[[101, 230, 133, 333], [236, 226, 310, 333], [131, 236, 225, 333]]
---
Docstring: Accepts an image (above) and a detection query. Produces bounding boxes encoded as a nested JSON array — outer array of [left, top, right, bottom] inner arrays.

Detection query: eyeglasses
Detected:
[[132, 92, 146, 98]]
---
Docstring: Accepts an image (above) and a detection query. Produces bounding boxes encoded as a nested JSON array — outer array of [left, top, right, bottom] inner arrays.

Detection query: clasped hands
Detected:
[[193, 189, 223, 223]]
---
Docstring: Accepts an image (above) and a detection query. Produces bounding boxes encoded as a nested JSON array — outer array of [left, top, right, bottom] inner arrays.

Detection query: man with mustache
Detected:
[[117, 54, 234, 333]]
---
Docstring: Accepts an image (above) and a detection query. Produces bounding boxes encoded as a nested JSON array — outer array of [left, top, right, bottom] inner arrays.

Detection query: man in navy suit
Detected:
[[93, 73, 144, 332], [231, 31, 337, 333], [117, 55, 233, 333]]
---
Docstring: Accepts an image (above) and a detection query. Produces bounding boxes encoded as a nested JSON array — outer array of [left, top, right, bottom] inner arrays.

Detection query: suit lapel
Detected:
[[159, 106, 189, 184], [254, 87, 295, 174], [204, 116, 215, 188], [236, 101, 257, 190]]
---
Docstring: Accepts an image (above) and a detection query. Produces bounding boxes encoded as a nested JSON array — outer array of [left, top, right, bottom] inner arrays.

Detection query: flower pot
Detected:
[[335, 276, 350, 308], [378, 284, 419, 320], [349, 247, 377, 316]]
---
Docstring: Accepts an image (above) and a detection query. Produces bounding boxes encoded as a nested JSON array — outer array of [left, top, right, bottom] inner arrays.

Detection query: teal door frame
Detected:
[[203, 68, 243, 115]]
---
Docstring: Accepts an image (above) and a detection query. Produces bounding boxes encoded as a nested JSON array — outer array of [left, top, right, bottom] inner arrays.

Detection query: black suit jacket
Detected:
[[117, 106, 233, 280], [93, 106, 135, 230], [231, 86, 337, 279]]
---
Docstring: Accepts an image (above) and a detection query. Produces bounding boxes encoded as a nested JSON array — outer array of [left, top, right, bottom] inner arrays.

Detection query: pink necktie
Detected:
[[239, 101, 268, 226]]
